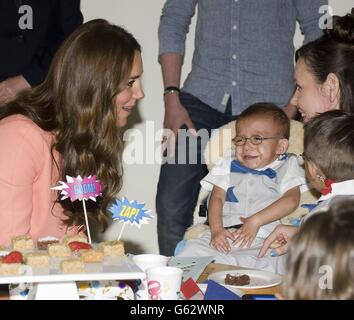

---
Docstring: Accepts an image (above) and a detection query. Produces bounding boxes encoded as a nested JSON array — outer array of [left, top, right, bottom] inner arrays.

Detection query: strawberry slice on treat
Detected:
[[2, 251, 23, 264], [68, 241, 92, 252]]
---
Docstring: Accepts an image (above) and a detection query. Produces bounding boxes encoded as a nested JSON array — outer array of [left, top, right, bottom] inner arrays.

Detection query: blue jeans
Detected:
[[156, 92, 238, 255]]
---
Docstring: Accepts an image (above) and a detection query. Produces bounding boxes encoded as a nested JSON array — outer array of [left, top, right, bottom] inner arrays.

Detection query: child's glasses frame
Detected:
[[232, 135, 283, 146]]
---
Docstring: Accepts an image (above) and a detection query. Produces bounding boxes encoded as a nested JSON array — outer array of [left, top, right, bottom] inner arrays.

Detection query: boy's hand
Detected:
[[232, 216, 261, 248], [210, 228, 235, 254]]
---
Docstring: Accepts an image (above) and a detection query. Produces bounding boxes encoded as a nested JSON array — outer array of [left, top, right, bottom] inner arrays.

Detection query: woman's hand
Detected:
[[232, 216, 261, 248], [282, 86, 299, 119], [0, 75, 30, 106], [258, 224, 298, 257], [210, 228, 235, 254]]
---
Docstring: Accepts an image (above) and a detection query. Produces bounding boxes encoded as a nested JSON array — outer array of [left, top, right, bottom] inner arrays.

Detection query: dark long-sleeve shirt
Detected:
[[0, 0, 83, 86]]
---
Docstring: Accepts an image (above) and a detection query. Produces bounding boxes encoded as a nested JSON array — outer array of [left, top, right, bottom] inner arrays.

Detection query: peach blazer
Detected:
[[0, 115, 72, 247]]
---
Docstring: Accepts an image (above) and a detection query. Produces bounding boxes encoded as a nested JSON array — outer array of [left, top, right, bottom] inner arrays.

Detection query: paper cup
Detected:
[[146, 266, 183, 300], [132, 254, 168, 300], [132, 254, 168, 271]]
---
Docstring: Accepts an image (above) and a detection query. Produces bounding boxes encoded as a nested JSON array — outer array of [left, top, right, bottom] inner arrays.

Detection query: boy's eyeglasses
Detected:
[[232, 135, 283, 146]]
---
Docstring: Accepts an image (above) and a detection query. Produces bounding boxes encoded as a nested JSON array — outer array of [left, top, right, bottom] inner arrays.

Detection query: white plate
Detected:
[[208, 269, 282, 289], [198, 283, 244, 298]]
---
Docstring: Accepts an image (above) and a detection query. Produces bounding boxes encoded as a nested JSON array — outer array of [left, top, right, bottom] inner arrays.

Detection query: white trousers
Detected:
[[177, 228, 286, 275]]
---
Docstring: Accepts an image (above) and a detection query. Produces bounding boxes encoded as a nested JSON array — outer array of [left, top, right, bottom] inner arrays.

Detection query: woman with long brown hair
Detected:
[[0, 19, 144, 246]]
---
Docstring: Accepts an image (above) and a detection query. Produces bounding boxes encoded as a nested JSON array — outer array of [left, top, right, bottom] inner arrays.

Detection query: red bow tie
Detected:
[[321, 179, 334, 196]]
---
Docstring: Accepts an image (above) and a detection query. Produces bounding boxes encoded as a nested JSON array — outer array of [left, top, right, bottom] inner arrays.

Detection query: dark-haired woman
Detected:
[[0, 19, 144, 246], [291, 8, 354, 122], [259, 8, 354, 257]]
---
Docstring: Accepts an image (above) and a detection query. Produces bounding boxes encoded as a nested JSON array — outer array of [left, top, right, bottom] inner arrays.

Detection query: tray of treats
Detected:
[[0, 234, 145, 284]]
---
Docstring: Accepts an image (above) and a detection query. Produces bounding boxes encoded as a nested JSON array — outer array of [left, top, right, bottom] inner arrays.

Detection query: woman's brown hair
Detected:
[[282, 196, 354, 300], [0, 19, 141, 230]]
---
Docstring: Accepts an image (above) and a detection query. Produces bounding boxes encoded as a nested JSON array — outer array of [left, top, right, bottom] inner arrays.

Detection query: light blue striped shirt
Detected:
[[159, 0, 327, 115]]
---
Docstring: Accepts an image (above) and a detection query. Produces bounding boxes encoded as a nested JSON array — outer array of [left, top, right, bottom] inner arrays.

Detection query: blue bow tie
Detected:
[[230, 160, 277, 179]]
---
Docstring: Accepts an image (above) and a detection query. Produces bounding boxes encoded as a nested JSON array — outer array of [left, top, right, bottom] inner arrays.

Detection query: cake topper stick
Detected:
[[117, 223, 126, 241], [81, 199, 92, 243], [52, 175, 103, 244], [109, 197, 153, 240]]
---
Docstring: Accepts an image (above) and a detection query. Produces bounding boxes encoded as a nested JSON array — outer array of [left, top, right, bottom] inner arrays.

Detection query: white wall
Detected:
[[80, 0, 352, 254]]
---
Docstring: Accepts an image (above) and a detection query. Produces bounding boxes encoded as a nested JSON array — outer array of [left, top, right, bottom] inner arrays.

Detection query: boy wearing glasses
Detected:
[[177, 103, 306, 273]]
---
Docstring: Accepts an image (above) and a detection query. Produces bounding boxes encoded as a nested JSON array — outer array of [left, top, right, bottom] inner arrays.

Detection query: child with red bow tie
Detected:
[[259, 110, 354, 260], [300, 110, 354, 218]]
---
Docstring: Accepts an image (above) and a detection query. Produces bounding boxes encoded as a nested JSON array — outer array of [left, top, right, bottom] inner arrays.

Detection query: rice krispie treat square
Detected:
[[26, 252, 50, 267], [11, 235, 34, 252], [0, 263, 22, 276], [102, 240, 124, 257], [80, 249, 104, 263], [60, 258, 85, 273], [47, 243, 71, 257]]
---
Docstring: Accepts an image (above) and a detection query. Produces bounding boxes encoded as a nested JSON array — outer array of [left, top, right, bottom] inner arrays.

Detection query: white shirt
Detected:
[[201, 151, 306, 238], [305, 179, 354, 217]]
